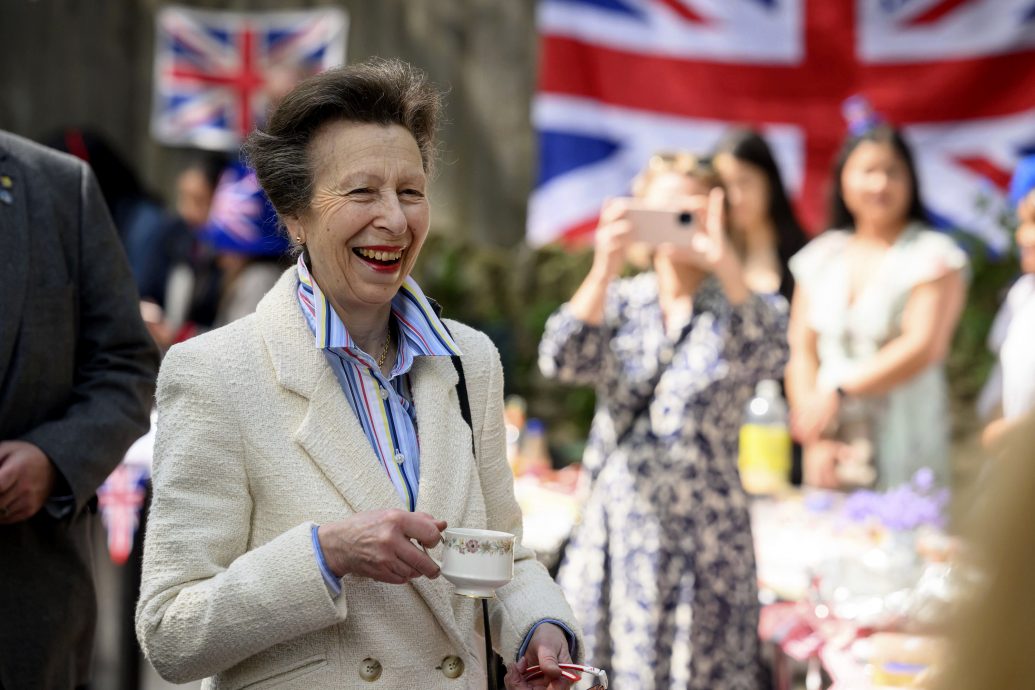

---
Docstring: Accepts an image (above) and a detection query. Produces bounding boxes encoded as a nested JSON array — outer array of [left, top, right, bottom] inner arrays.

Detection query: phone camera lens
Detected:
[[678, 211, 693, 226]]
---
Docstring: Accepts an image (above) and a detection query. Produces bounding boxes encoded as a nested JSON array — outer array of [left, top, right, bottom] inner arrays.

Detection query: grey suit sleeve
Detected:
[[21, 162, 160, 514]]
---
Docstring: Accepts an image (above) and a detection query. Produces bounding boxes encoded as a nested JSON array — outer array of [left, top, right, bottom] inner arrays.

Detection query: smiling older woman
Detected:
[[136, 59, 581, 690]]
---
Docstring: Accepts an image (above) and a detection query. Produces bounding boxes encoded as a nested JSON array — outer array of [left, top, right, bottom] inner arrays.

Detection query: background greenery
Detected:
[[414, 229, 1024, 467]]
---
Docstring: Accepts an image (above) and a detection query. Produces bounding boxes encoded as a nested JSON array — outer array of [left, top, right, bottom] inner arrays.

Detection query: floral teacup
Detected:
[[427, 528, 515, 598]]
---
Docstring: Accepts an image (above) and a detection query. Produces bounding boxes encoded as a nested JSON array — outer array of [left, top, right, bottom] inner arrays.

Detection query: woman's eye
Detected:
[[349, 187, 376, 195], [401, 189, 425, 198]]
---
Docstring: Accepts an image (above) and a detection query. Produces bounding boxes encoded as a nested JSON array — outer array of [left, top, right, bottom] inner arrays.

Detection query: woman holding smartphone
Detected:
[[539, 152, 789, 689]]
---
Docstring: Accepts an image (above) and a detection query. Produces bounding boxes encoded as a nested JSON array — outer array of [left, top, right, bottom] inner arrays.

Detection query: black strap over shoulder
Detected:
[[450, 355, 476, 459], [428, 298, 476, 460]]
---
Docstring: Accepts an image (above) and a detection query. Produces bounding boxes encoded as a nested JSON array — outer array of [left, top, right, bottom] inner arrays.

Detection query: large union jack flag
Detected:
[[529, 0, 1035, 251], [151, 6, 347, 151]]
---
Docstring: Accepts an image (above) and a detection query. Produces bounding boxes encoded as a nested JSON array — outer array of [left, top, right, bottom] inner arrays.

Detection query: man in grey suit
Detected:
[[0, 130, 160, 689]]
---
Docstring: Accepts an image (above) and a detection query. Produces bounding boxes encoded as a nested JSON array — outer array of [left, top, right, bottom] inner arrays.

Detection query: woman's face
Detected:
[[291, 121, 429, 314], [176, 167, 216, 230], [715, 154, 769, 231], [1017, 195, 1035, 274], [840, 140, 913, 230]]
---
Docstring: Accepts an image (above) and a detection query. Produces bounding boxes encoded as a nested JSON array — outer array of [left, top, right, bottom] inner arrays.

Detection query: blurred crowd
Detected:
[[43, 129, 292, 353], [536, 105, 1035, 687]]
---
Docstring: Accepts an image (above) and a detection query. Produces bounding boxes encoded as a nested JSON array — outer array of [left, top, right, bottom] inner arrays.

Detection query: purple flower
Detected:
[[912, 467, 936, 493], [806, 491, 837, 513], [844, 490, 881, 522], [840, 469, 947, 532]]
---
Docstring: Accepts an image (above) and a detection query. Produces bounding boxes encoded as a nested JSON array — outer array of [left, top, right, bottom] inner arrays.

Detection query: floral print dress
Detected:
[[539, 273, 789, 690]]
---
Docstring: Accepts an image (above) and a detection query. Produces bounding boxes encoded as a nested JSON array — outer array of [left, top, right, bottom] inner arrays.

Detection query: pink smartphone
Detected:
[[620, 200, 699, 246]]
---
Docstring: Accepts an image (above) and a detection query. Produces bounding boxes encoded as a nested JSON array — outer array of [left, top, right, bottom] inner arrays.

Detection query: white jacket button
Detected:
[[438, 655, 464, 679], [359, 658, 382, 682]]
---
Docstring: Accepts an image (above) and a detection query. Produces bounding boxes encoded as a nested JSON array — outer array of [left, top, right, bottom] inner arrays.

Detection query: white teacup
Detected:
[[426, 528, 515, 598]]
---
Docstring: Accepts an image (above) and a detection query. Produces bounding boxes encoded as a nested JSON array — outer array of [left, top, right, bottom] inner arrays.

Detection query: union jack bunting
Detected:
[[530, 0, 1035, 251], [97, 463, 150, 566], [151, 6, 347, 150]]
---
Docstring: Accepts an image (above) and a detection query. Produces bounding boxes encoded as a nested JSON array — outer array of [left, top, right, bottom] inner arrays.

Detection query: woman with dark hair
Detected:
[[713, 128, 808, 303], [714, 129, 808, 486], [785, 123, 967, 490]]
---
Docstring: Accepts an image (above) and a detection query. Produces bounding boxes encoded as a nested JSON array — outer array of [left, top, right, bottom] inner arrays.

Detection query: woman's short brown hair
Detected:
[[243, 57, 443, 223]]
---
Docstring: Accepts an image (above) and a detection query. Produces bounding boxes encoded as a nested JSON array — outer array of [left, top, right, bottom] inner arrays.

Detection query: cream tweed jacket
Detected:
[[136, 269, 582, 689]]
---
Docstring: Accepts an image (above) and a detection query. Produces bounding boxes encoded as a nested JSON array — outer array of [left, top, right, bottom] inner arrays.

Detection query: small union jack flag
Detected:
[[97, 463, 150, 566], [151, 6, 347, 150]]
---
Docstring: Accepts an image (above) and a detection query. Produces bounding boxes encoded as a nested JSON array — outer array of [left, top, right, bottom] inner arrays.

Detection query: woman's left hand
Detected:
[[504, 658, 537, 690], [506, 623, 573, 690]]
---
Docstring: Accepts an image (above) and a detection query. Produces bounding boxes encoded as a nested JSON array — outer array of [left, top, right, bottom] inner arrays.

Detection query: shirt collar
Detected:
[[295, 255, 461, 366]]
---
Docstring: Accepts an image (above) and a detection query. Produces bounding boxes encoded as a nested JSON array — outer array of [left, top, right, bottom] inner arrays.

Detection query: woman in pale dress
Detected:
[[786, 124, 968, 489]]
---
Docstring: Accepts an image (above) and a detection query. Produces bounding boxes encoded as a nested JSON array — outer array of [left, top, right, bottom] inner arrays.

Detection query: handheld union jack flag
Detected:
[[97, 463, 150, 566], [151, 6, 347, 151], [530, 0, 1035, 251]]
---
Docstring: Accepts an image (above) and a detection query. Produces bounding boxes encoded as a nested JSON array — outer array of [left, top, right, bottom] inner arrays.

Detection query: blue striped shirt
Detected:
[[296, 258, 576, 658], [295, 255, 461, 513]]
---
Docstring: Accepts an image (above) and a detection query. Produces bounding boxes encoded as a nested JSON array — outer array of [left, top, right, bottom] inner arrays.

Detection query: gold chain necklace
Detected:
[[376, 326, 392, 369]]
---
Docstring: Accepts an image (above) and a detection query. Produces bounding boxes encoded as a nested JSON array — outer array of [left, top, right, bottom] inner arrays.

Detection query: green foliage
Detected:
[[945, 231, 1019, 438], [412, 236, 597, 450]]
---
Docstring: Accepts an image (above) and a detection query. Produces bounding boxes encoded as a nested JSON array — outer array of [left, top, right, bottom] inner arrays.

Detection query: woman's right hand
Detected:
[[803, 440, 840, 489], [317, 509, 446, 584], [588, 198, 634, 282]]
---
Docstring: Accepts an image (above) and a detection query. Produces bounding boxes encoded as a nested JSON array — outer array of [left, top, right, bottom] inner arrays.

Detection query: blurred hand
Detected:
[[505, 658, 537, 690], [803, 440, 840, 489], [317, 509, 445, 584], [0, 441, 57, 524], [513, 623, 574, 690], [791, 387, 840, 445], [656, 188, 732, 272], [981, 416, 1012, 450], [589, 198, 635, 281]]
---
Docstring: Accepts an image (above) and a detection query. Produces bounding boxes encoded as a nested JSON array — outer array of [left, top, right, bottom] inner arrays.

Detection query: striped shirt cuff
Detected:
[[311, 524, 342, 597], [517, 619, 578, 662]]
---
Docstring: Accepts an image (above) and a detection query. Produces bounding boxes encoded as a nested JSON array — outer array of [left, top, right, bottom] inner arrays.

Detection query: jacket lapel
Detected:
[[410, 355, 474, 523], [294, 368, 405, 513], [256, 271, 402, 514], [407, 354, 480, 654], [255, 272, 478, 653], [0, 147, 29, 381]]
